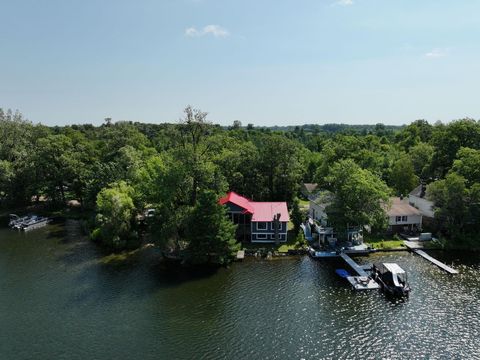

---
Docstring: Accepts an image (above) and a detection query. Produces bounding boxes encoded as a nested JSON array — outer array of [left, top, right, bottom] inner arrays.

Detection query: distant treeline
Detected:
[[255, 123, 404, 134], [2, 107, 480, 260]]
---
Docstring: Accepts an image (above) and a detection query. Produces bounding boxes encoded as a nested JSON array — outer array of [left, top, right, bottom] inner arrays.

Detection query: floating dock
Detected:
[[339, 253, 369, 277], [339, 253, 380, 290], [404, 242, 458, 274]]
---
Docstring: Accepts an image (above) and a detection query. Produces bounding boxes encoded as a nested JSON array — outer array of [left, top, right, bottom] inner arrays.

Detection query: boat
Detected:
[[9, 214, 51, 231], [9, 214, 29, 228], [372, 262, 411, 297], [335, 269, 350, 278]]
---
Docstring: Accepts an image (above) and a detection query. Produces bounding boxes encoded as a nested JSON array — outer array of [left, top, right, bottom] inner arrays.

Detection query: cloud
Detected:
[[333, 0, 354, 6], [184, 25, 230, 38], [424, 48, 449, 58]]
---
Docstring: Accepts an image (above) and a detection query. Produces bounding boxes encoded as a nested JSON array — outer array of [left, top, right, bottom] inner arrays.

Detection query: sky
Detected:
[[1, 0, 480, 126]]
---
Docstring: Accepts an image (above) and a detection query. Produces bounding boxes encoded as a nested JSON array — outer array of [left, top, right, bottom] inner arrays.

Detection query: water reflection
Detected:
[[0, 221, 479, 359]]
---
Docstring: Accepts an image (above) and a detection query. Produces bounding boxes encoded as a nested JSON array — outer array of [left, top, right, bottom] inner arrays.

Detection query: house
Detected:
[[408, 183, 434, 218], [386, 197, 422, 233], [309, 190, 334, 226], [219, 192, 290, 243], [301, 183, 319, 199]]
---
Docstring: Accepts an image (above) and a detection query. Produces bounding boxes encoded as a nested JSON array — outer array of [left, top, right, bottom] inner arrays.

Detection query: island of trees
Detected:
[[1, 106, 480, 264]]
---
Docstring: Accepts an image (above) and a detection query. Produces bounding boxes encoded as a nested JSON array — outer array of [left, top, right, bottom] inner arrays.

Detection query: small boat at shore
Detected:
[[372, 262, 411, 297], [9, 214, 51, 231]]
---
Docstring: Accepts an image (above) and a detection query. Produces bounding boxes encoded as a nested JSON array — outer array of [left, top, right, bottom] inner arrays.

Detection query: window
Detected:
[[402, 216, 408, 222], [256, 234, 267, 239], [396, 216, 401, 222], [257, 222, 267, 230], [270, 222, 283, 231], [270, 234, 275, 239]]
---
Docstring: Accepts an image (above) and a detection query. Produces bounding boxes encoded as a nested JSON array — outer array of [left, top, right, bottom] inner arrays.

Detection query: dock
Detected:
[[339, 253, 380, 290], [404, 242, 458, 274], [339, 253, 369, 277]]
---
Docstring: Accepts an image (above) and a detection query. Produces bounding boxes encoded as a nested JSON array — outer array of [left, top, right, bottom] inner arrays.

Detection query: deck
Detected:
[[339, 253, 369, 277], [404, 242, 458, 274], [340, 253, 380, 290]]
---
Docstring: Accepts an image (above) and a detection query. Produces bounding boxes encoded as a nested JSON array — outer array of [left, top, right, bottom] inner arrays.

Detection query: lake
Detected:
[[1, 220, 479, 359]]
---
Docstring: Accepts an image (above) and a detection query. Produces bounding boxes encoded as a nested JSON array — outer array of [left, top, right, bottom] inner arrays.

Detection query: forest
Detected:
[[1, 106, 480, 263]]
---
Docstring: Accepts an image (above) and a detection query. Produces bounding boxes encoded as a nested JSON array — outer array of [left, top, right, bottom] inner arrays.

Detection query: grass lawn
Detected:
[[298, 199, 310, 208], [367, 239, 406, 249], [365, 234, 406, 249]]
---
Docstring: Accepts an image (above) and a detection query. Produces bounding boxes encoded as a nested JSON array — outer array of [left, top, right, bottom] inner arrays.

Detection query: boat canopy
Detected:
[[379, 262, 405, 274]]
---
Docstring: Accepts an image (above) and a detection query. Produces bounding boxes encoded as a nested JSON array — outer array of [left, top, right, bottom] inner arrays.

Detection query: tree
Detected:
[[94, 181, 138, 249], [178, 106, 219, 206], [409, 142, 434, 179], [431, 119, 480, 177], [0, 160, 14, 203], [451, 147, 480, 186], [35, 134, 83, 203], [325, 159, 391, 234], [390, 155, 419, 196], [258, 134, 306, 202], [427, 173, 469, 239], [291, 197, 303, 235], [184, 190, 239, 265]]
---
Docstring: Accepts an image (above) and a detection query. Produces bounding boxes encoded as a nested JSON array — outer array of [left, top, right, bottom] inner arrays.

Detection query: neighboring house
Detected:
[[301, 183, 319, 199], [219, 192, 290, 243], [408, 184, 435, 218], [309, 190, 334, 226], [386, 197, 422, 233]]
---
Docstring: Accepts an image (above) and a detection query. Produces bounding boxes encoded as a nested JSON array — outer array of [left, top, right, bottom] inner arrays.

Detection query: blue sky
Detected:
[[1, 0, 479, 126]]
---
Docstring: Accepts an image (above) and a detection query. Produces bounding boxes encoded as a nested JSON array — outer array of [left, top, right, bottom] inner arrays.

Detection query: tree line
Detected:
[[1, 106, 480, 261]]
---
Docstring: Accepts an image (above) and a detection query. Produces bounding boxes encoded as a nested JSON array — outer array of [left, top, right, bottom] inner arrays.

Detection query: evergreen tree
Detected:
[[291, 197, 303, 235], [185, 190, 239, 265]]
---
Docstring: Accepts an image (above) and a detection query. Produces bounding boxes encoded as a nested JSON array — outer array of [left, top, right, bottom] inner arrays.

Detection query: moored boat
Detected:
[[372, 262, 411, 297], [9, 214, 51, 231]]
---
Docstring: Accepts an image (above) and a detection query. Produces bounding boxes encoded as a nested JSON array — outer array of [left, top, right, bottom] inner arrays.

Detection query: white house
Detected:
[[309, 191, 334, 226], [386, 197, 422, 233], [408, 184, 434, 218]]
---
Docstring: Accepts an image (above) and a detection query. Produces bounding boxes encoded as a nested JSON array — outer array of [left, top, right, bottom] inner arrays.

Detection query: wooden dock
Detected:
[[404, 242, 458, 274], [339, 253, 369, 277], [339, 253, 380, 290]]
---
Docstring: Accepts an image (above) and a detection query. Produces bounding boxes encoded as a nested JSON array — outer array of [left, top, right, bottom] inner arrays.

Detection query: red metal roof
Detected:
[[218, 191, 254, 214], [250, 202, 290, 222], [219, 192, 290, 222]]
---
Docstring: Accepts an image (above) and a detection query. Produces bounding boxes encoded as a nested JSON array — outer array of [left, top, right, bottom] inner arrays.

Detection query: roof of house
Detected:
[[250, 202, 290, 222], [219, 191, 254, 214], [386, 197, 422, 217], [303, 183, 318, 193], [219, 192, 290, 222], [310, 190, 335, 207], [409, 185, 426, 198]]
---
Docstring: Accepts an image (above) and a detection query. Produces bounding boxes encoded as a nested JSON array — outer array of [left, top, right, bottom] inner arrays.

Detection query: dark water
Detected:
[[1, 221, 479, 360]]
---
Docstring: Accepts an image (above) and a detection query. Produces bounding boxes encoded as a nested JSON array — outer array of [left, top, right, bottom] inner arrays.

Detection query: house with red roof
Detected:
[[219, 192, 290, 243]]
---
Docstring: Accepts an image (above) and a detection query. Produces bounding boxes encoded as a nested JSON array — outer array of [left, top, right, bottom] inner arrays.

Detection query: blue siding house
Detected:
[[219, 192, 290, 243]]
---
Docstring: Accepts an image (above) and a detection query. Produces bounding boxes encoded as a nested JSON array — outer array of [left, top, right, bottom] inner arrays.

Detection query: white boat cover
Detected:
[[383, 262, 405, 274]]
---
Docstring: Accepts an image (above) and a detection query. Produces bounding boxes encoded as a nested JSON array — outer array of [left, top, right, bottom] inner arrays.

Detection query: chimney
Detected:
[[420, 181, 426, 198]]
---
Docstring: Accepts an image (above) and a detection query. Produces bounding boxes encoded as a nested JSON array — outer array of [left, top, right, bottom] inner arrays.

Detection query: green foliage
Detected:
[[390, 155, 419, 196], [184, 190, 239, 265], [325, 159, 391, 234], [409, 142, 434, 179], [4, 105, 480, 249], [95, 181, 138, 249], [291, 198, 303, 235], [452, 147, 480, 186]]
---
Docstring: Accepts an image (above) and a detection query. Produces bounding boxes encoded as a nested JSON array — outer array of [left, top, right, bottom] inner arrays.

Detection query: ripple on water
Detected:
[[1, 226, 480, 360]]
